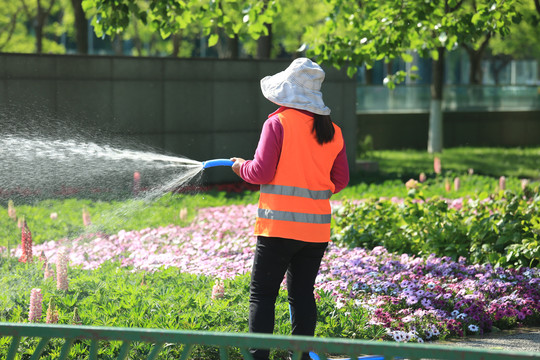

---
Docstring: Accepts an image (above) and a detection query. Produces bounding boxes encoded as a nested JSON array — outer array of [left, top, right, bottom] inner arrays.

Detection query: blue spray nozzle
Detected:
[[202, 159, 235, 169]]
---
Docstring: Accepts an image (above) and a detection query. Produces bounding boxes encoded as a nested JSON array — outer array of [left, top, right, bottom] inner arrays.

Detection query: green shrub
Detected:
[[332, 190, 540, 268]]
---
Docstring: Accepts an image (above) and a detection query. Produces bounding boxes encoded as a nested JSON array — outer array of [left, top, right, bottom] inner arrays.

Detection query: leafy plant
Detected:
[[332, 190, 540, 268]]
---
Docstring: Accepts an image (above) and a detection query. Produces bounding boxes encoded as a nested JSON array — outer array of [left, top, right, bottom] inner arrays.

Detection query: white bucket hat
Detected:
[[260, 58, 331, 115]]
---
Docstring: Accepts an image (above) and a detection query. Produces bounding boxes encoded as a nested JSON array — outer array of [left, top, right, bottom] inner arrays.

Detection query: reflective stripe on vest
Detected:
[[260, 184, 332, 200], [258, 208, 331, 224]]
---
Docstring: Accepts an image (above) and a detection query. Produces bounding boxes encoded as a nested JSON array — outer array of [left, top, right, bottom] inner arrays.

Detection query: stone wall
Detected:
[[358, 110, 540, 150]]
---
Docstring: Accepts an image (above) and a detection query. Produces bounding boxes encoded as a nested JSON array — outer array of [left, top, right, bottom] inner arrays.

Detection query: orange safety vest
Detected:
[[254, 108, 344, 243]]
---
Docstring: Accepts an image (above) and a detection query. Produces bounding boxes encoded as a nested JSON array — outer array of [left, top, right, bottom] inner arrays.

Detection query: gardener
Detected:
[[231, 57, 349, 360]]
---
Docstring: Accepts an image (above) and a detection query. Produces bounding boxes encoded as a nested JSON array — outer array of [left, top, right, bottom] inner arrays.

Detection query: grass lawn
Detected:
[[363, 147, 540, 179]]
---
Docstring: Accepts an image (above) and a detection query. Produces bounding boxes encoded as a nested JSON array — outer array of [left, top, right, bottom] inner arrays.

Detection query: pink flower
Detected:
[[29, 288, 43, 323], [419, 173, 427, 183], [454, 177, 460, 191], [405, 179, 419, 190], [211, 280, 225, 300], [433, 157, 441, 174], [444, 179, 451, 192], [44, 262, 54, 280], [133, 171, 141, 195], [56, 249, 69, 291], [499, 176, 506, 191], [8, 199, 16, 221], [50, 212, 58, 220], [179, 208, 188, 221], [82, 208, 91, 227], [18, 220, 33, 263]]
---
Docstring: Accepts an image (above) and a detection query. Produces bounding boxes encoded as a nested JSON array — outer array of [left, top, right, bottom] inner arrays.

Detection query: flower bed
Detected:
[[8, 203, 539, 343]]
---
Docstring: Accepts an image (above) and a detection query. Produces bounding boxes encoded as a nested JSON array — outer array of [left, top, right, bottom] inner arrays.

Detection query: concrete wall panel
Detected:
[[113, 58, 163, 80], [163, 133, 214, 162], [56, 56, 112, 79], [164, 59, 214, 81], [213, 61, 259, 81], [213, 81, 260, 131], [113, 81, 163, 133], [214, 131, 260, 160], [164, 81, 214, 132], [5, 79, 56, 117], [57, 80, 113, 124], [4, 55, 55, 79]]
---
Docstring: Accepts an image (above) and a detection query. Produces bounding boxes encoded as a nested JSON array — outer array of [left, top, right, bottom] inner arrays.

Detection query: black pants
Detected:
[[249, 236, 328, 360]]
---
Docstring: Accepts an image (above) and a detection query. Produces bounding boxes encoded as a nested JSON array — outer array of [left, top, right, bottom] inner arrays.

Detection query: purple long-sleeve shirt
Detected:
[[239, 107, 350, 193]]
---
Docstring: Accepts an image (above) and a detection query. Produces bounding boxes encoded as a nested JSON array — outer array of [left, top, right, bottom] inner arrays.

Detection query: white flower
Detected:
[[392, 331, 406, 342], [402, 315, 414, 323], [468, 324, 479, 332], [403, 332, 412, 342], [456, 313, 467, 320]]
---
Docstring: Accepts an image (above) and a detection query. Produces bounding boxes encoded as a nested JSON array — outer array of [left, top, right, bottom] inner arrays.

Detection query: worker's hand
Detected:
[[230, 157, 245, 177]]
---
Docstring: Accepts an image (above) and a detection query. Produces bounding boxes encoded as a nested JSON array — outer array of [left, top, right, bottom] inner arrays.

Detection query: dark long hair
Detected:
[[312, 114, 335, 145]]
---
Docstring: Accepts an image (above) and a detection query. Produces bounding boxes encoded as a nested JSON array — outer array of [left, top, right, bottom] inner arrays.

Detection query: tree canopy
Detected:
[[490, 0, 540, 60], [308, 0, 522, 84]]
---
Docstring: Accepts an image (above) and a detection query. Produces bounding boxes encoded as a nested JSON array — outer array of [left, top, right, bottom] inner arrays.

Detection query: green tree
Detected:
[[82, 0, 330, 59], [489, 0, 540, 62], [239, 0, 331, 58], [21, 0, 59, 53], [0, 0, 71, 53], [82, 0, 280, 54], [307, 0, 521, 153], [0, 1, 24, 51]]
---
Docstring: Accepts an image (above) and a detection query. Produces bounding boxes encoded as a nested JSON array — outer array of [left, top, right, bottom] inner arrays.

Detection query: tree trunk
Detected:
[[171, 33, 182, 57], [227, 34, 239, 59], [113, 35, 123, 55], [490, 55, 512, 85], [463, 34, 491, 85], [216, 31, 239, 59], [256, 23, 272, 59], [365, 68, 374, 85], [70, 0, 88, 54], [386, 60, 393, 77], [467, 50, 483, 85], [35, 2, 44, 53], [32, 0, 57, 54], [35, 24, 43, 53], [428, 47, 445, 153]]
